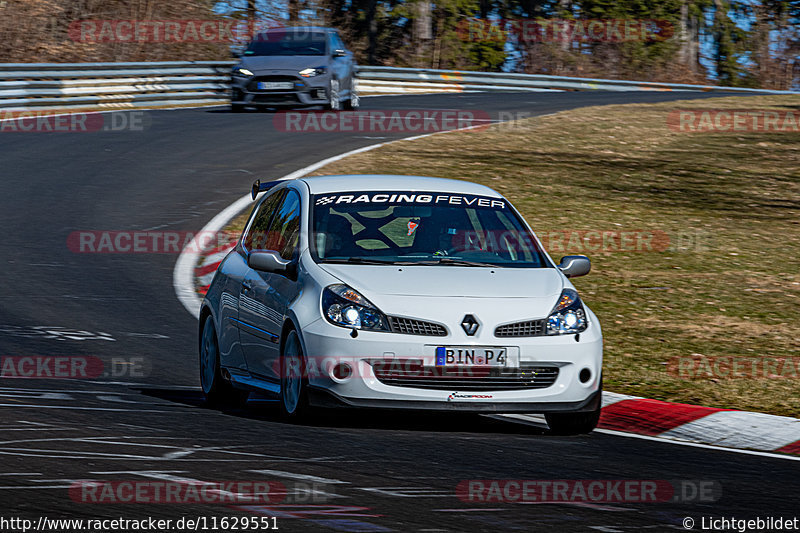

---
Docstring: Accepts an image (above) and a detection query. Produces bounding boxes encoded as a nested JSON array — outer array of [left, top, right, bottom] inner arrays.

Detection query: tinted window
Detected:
[[244, 32, 327, 56], [265, 190, 301, 260], [311, 191, 548, 268], [244, 189, 285, 252]]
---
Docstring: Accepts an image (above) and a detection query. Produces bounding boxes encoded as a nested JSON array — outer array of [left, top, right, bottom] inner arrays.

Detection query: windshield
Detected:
[[311, 191, 549, 268], [244, 33, 327, 56]]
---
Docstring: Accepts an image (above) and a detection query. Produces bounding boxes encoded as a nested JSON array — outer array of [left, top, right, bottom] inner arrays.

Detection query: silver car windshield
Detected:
[[311, 191, 549, 268]]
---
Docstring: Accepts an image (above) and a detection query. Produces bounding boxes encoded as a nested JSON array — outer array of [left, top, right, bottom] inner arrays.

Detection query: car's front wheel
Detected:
[[199, 315, 249, 407], [545, 379, 602, 435], [325, 79, 340, 111], [279, 329, 310, 419]]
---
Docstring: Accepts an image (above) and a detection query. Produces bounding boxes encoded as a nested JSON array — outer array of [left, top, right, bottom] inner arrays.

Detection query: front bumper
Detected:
[[299, 314, 603, 413], [231, 72, 330, 107]]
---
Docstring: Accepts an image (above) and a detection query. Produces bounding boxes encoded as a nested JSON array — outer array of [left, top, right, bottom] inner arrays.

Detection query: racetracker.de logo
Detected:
[[0, 356, 104, 379], [667, 109, 800, 133], [0, 111, 148, 133], [68, 19, 287, 43], [457, 479, 721, 503], [70, 481, 286, 504], [457, 18, 673, 43], [274, 110, 493, 133]]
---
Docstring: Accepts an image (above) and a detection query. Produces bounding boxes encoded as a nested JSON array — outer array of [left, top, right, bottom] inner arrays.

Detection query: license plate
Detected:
[[435, 347, 507, 367], [258, 81, 293, 90]]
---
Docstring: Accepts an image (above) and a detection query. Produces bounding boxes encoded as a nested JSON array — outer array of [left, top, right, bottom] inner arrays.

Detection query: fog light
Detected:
[[579, 368, 592, 383], [332, 362, 352, 380]]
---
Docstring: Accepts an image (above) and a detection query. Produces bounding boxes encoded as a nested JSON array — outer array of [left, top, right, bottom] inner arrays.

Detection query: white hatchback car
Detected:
[[200, 175, 603, 433]]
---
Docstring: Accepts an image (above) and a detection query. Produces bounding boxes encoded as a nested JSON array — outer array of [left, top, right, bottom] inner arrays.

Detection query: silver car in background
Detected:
[[230, 27, 358, 111]]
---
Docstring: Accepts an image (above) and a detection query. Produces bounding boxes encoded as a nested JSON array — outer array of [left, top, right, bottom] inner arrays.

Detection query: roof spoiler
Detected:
[[251, 179, 281, 200]]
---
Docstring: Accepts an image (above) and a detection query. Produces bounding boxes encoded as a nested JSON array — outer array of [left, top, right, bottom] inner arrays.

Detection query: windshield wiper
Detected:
[[324, 257, 413, 265], [430, 257, 502, 268]]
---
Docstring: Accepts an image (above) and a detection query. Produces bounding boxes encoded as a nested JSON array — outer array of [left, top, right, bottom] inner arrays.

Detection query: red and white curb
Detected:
[[175, 117, 799, 462], [503, 392, 799, 459], [195, 240, 238, 296]]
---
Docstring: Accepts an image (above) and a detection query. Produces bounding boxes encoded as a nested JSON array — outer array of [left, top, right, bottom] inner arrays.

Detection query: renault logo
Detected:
[[461, 314, 480, 336]]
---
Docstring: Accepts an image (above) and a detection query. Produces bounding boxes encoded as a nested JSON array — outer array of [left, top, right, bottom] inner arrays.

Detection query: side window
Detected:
[[244, 189, 286, 252], [264, 189, 301, 260], [332, 33, 345, 52]]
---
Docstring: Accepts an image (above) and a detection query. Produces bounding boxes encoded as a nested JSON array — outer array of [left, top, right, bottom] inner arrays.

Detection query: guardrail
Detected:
[[0, 61, 794, 113], [0, 61, 235, 111], [356, 66, 797, 95]]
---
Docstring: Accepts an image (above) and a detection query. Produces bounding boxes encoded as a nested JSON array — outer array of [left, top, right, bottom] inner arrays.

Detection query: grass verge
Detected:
[[227, 95, 800, 416]]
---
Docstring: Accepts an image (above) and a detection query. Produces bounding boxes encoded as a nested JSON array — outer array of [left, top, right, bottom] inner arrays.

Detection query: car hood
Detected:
[[317, 264, 564, 299], [239, 56, 329, 73]]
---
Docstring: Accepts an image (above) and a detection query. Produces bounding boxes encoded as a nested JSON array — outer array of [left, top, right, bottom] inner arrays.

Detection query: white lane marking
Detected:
[[593, 428, 800, 461], [659, 410, 800, 450], [173, 119, 517, 317], [359, 487, 452, 497], [0, 473, 42, 476], [249, 469, 349, 485], [0, 403, 174, 412]]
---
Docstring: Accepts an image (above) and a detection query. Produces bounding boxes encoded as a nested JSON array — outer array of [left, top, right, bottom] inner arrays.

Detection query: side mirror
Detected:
[[248, 250, 291, 273], [558, 255, 591, 278], [332, 49, 346, 57]]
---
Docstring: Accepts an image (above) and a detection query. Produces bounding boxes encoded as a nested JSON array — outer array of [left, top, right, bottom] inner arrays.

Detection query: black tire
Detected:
[[231, 103, 245, 113], [343, 82, 359, 110], [199, 315, 249, 408], [545, 379, 602, 435], [545, 407, 601, 435], [279, 329, 310, 419]]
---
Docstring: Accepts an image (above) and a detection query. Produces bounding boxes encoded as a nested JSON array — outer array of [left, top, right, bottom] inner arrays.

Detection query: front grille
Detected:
[[388, 316, 447, 336], [495, 319, 546, 337], [247, 75, 299, 91], [251, 93, 300, 104], [372, 362, 559, 391]]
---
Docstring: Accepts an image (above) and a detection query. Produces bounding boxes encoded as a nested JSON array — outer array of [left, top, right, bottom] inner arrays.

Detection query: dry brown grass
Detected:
[[294, 94, 800, 415]]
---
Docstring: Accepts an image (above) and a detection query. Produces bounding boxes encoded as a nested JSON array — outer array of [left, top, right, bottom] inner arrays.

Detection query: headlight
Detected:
[[299, 66, 326, 77], [546, 289, 588, 335], [322, 284, 389, 331], [234, 68, 253, 77]]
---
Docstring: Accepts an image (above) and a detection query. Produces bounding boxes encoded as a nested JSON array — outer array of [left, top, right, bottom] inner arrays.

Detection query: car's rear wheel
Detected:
[[279, 329, 310, 419], [344, 81, 359, 110], [230, 103, 245, 113], [200, 315, 249, 407]]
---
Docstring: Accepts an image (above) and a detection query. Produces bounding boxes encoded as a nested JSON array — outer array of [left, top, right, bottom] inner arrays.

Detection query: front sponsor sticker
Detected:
[[314, 192, 507, 209]]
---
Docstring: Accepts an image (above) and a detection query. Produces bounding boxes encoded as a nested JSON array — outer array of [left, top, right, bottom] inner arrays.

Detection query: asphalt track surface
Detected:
[[0, 91, 797, 532]]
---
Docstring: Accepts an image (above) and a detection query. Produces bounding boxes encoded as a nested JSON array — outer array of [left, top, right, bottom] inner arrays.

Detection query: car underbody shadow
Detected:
[[134, 386, 552, 436]]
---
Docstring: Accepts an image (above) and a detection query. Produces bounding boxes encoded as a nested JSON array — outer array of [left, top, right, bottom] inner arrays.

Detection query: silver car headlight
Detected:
[[546, 289, 588, 335], [322, 284, 389, 331], [299, 66, 326, 78], [233, 67, 253, 77]]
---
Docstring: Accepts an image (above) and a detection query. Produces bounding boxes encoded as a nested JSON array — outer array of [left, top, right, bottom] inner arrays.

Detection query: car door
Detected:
[[237, 188, 285, 380], [239, 188, 302, 381]]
